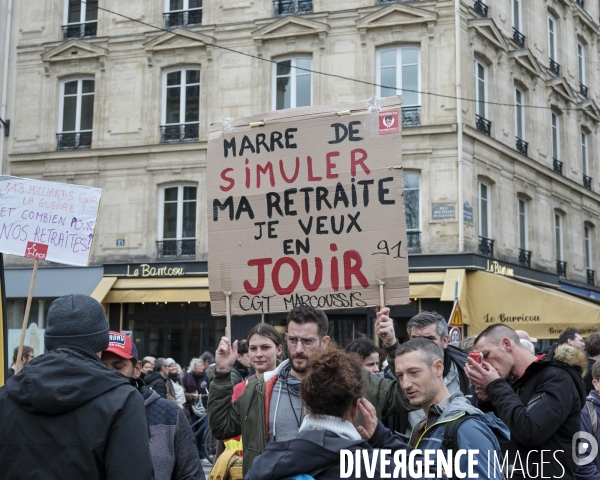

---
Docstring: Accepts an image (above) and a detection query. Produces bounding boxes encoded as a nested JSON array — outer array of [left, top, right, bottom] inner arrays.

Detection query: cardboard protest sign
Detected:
[[207, 97, 409, 316], [0, 176, 101, 266]]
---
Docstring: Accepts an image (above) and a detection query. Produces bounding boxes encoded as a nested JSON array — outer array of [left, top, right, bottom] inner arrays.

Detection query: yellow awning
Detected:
[[409, 272, 445, 298], [91, 276, 118, 303], [94, 276, 210, 303], [441, 269, 466, 302], [464, 270, 600, 339]]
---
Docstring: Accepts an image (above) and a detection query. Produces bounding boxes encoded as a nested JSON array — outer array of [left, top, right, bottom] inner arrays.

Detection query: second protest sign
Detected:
[[207, 97, 409, 316]]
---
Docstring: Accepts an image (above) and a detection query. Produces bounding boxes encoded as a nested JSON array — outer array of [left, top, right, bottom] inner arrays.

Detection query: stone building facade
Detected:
[[3, 0, 600, 363]]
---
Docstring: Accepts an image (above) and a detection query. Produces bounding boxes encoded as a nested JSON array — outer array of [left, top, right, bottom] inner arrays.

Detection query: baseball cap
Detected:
[[105, 331, 138, 361]]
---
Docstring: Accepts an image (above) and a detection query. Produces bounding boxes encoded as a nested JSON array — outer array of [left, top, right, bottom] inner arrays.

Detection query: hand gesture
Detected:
[[465, 358, 500, 394], [355, 398, 378, 441], [215, 329, 238, 372], [375, 307, 396, 347]]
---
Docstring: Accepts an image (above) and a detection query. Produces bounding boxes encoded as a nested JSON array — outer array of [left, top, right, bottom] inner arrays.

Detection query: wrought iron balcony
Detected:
[[407, 232, 421, 252], [553, 158, 563, 175], [402, 106, 421, 127], [516, 137, 528, 156], [62, 22, 97, 40], [164, 9, 202, 29], [475, 115, 491, 136], [160, 123, 199, 143], [473, 0, 488, 17], [157, 240, 196, 258], [556, 260, 567, 278], [512, 28, 525, 48], [274, 0, 313, 16], [583, 174, 592, 190], [576, 0, 585, 8], [549, 58, 560, 76], [56, 132, 92, 150], [518, 248, 531, 268], [587, 269, 595, 286], [479, 236, 494, 257], [580, 83, 588, 98]]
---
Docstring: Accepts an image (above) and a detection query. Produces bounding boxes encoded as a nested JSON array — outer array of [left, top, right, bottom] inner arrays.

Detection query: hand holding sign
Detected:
[[375, 307, 396, 348]]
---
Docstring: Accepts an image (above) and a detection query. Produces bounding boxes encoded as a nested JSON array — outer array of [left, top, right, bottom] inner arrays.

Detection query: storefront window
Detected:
[[6, 299, 54, 368]]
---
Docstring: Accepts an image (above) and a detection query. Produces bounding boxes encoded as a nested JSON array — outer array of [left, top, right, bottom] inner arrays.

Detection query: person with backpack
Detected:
[[396, 338, 509, 479], [575, 361, 600, 479]]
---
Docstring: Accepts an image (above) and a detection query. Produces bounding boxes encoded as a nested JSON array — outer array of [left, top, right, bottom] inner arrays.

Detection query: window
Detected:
[[578, 43, 586, 85], [158, 185, 197, 257], [515, 88, 524, 139], [581, 130, 589, 176], [161, 69, 200, 143], [474, 61, 487, 119], [63, 0, 98, 39], [551, 112, 560, 160], [555, 213, 563, 261], [273, 57, 312, 110], [518, 198, 527, 250], [548, 14, 557, 61], [377, 47, 420, 106], [57, 78, 94, 150], [478, 182, 491, 239], [164, 0, 202, 29], [512, 0, 522, 32], [585, 225, 593, 270], [404, 172, 420, 250]]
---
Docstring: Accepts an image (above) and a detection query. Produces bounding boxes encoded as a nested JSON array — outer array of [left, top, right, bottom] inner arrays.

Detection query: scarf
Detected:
[[299, 414, 362, 441]]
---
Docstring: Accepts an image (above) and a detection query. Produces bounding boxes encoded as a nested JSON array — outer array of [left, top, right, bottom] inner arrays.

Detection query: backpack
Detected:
[[587, 400, 597, 436]]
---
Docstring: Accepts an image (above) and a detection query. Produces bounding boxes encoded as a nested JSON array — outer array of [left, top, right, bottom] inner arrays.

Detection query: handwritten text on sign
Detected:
[[207, 98, 409, 316], [0, 176, 102, 266]]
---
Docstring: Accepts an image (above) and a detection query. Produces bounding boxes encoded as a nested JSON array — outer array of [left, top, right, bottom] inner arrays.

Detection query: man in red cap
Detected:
[[102, 332, 204, 480]]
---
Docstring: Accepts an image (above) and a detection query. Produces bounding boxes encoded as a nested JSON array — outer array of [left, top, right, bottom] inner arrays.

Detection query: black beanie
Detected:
[[45, 294, 110, 352]]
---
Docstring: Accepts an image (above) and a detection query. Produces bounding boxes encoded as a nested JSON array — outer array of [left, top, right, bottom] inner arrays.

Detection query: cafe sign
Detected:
[[104, 261, 207, 278], [485, 260, 514, 278]]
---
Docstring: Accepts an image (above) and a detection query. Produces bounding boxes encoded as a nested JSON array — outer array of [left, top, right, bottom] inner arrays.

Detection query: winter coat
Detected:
[[140, 385, 204, 480], [409, 391, 510, 480], [231, 360, 250, 386], [184, 371, 209, 394], [145, 371, 168, 398], [208, 359, 417, 476], [0, 347, 155, 480], [583, 356, 596, 394], [575, 389, 600, 480], [479, 344, 587, 480]]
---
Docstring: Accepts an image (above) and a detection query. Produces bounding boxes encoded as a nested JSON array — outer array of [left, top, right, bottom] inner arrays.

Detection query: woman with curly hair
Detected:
[[245, 346, 425, 480]]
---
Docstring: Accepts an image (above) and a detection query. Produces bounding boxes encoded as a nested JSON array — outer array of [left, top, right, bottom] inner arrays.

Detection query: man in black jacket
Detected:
[[145, 357, 170, 398], [0, 294, 154, 480], [466, 323, 587, 480]]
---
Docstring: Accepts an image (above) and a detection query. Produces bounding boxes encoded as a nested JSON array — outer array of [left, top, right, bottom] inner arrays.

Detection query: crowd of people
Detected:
[[0, 293, 599, 480]]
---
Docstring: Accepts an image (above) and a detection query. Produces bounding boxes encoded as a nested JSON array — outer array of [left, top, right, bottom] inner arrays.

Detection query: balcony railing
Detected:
[[580, 83, 588, 98], [576, 0, 585, 8], [475, 115, 491, 136], [473, 0, 488, 17], [157, 240, 196, 258], [587, 269, 595, 286], [557, 260, 567, 277], [516, 137, 528, 156], [56, 132, 92, 150], [163, 9, 202, 29], [549, 58, 560, 76], [62, 22, 97, 40], [518, 248, 531, 268], [377, 0, 418, 2], [512, 28, 525, 48], [583, 174, 592, 190], [553, 158, 563, 175], [160, 123, 199, 143], [479, 236, 494, 257], [407, 232, 421, 252], [402, 106, 421, 127], [274, 0, 313, 16]]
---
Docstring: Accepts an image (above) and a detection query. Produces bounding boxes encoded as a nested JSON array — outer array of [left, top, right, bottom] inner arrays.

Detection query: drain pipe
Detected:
[[455, 0, 464, 253], [0, 0, 13, 176]]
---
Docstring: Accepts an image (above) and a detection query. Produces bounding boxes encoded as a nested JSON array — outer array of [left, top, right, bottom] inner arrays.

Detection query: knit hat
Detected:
[[45, 294, 110, 352]]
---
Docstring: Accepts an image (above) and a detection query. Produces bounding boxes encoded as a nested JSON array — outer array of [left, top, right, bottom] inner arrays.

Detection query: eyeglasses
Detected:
[[286, 335, 320, 347]]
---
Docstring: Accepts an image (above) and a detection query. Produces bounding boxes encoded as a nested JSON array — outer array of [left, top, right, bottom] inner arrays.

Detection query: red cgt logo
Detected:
[[24, 242, 48, 260]]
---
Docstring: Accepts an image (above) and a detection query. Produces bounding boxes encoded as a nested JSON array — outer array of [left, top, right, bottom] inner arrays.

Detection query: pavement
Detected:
[[201, 459, 213, 477]]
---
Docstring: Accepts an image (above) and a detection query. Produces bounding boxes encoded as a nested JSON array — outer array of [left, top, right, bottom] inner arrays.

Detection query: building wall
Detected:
[[5, 0, 600, 288]]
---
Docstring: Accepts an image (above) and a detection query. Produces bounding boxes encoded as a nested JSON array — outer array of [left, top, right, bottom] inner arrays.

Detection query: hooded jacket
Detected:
[[0, 347, 155, 480], [208, 359, 416, 475], [409, 391, 510, 480], [244, 420, 436, 480], [140, 385, 204, 480], [480, 344, 587, 480], [575, 389, 600, 480]]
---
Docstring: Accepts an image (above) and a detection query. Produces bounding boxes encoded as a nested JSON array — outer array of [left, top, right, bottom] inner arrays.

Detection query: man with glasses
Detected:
[[6, 345, 34, 380], [208, 305, 416, 476]]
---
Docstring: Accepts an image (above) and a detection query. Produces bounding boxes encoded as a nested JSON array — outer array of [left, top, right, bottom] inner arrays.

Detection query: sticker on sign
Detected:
[[0, 176, 102, 266], [379, 110, 399, 135]]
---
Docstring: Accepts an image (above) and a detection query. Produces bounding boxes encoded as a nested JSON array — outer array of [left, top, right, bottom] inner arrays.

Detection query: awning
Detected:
[[464, 271, 600, 339], [409, 272, 445, 298], [92, 276, 210, 303]]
